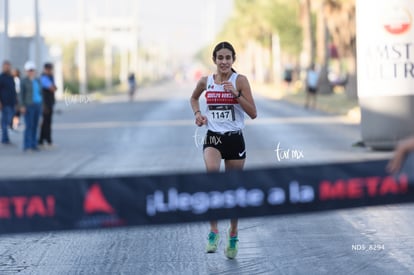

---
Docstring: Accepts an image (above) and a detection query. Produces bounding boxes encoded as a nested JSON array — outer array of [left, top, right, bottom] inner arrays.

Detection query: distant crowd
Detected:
[[0, 60, 57, 152]]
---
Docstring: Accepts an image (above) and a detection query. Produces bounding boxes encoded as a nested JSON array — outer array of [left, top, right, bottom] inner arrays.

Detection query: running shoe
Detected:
[[224, 229, 239, 259], [206, 231, 220, 253]]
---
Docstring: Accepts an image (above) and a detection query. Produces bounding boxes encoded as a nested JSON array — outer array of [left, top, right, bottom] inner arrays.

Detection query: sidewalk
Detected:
[[253, 82, 360, 123]]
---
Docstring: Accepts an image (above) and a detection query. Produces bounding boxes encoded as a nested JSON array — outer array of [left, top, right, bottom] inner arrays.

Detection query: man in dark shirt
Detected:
[[0, 60, 17, 145], [39, 62, 57, 147]]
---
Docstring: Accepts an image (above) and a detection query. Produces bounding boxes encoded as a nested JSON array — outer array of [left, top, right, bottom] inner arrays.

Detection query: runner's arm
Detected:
[[234, 75, 257, 119], [40, 75, 57, 92], [190, 77, 208, 126], [387, 136, 414, 173]]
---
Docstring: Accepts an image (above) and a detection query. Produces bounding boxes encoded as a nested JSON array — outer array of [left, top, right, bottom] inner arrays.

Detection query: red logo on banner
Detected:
[[84, 184, 115, 215], [0, 196, 55, 219], [319, 174, 408, 200], [77, 183, 125, 229]]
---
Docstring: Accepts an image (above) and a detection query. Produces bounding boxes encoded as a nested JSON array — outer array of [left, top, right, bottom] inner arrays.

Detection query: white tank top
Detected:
[[205, 73, 245, 132]]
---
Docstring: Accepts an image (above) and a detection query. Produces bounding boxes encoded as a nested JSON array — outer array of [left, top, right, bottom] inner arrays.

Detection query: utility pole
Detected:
[[206, 0, 216, 43], [77, 0, 87, 94], [104, 0, 112, 92], [34, 0, 41, 71], [130, 0, 139, 79], [3, 0, 9, 61], [272, 33, 281, 85]]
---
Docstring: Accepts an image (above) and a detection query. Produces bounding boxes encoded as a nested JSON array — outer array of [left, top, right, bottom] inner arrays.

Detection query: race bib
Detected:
[[208, 105, 235, 122]]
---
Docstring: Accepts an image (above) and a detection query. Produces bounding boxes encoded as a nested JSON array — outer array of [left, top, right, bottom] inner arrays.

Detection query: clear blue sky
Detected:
[[5, 0, 234, 55]]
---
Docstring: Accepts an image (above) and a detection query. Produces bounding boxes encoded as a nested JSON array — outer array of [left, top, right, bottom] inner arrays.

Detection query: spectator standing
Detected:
[[39, 63, 57, 148], [128, 73, 137, 102], [0, 60, 17, 145], [305, 64, 319, 109], [283, 63, 294, 91], [20, 61, 42, 152]]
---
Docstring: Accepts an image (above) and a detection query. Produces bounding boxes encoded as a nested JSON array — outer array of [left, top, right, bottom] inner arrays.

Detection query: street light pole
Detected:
[[206, 0, 215, 43], [130, 0, 139, 78], [3, 0, 9, 61], [104, 0, 112, 92], [78, 0, 87, 94], [34, 0, 41, 71]]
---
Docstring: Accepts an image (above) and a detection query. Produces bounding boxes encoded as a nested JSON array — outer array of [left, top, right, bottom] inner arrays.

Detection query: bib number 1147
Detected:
[[209, 105, 235, 121]]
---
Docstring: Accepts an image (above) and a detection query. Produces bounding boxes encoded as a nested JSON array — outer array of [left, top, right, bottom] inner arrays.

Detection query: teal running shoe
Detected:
[[206, 232, 220, 253], [224, 230, 239, 259]]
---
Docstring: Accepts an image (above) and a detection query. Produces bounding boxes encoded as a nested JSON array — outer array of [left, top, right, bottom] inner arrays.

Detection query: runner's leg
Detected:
[[224, 159, 244, 259], [224, 159, 245, 234], [204, 147, 222, 232], [204, 147, 222, 252]]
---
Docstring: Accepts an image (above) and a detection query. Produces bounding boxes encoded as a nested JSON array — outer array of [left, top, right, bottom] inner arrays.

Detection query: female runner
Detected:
[[190, 41, 257, 259]]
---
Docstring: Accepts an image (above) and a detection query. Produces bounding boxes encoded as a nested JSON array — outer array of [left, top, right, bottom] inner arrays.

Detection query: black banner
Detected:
[[0, 156, 412, 234]]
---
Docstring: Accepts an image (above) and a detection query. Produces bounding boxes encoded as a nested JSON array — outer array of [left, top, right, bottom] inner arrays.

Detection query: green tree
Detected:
[[218, 0, 302, 54], [61, 39, 121, 94], [211, 0, 356, 90], [211, 0, 302, 83], [298, 0, 356, 95]]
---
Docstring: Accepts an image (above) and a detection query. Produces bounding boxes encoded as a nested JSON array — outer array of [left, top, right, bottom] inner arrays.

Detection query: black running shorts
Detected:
[[203, 130, 246, 160], [307, 87, 317, 94]]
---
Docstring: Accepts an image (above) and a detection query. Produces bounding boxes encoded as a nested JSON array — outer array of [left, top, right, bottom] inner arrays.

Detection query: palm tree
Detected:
[[299, 0, 356, 96], [323, 0, 356, 98], [299, 0, 315, 68]]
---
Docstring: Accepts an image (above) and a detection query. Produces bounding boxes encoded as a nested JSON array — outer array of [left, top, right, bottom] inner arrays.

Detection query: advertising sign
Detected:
[[357, 0, 414, 97]]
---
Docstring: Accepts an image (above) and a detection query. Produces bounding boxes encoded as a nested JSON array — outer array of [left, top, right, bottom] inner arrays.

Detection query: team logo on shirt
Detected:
[[205, 91, 238, 104]]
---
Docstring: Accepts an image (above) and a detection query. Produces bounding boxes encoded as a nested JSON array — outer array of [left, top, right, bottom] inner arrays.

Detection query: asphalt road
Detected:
[[0, 80, 413, 275]]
